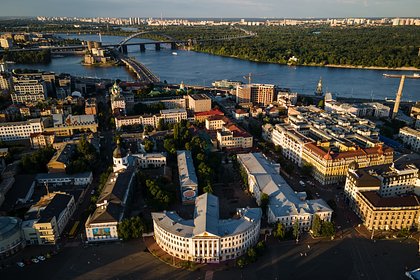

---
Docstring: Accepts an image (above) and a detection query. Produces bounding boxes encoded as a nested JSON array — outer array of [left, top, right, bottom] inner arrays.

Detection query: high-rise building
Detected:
[[236, 84, 276, 106]]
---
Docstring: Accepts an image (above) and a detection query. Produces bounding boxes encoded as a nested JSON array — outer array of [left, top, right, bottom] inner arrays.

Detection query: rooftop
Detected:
[[189, 94, 210, 101], [361, 191, 420, 208]]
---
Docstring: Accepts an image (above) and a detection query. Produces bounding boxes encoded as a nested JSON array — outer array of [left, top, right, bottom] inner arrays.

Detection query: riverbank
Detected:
[[325, 64, 420, 71]]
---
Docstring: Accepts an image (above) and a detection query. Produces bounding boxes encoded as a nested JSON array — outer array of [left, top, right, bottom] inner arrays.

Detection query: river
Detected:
[[11, 33, 419, 101]]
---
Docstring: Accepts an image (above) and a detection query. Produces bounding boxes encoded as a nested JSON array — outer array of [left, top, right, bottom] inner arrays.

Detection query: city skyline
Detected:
[[0, 0, 419, 18]]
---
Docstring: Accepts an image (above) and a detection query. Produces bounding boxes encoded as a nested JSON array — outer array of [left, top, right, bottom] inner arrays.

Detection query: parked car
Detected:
[[31, 258, 39, 264], [299, 181, 306, 186], [16, 262, 25, 268], [37, 255, 46, 261]]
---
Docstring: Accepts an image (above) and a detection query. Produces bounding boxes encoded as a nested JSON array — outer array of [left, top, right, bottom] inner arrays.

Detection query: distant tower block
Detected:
[[392, 75, 406, 119]]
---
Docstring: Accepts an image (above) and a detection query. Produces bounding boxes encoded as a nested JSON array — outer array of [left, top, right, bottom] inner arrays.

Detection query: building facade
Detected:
[[237, 153, 333, 229], [236, 84, 276, 106], [0, 217, 25, 259], [152, 193, 261, 263], [187, 94, 212, 113], [399, 127, 420, 152], [0, 119, 43, 142], [11, 78, 47, 103]]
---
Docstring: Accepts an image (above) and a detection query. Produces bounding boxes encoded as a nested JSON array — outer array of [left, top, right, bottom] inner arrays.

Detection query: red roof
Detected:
[[194, 109, 224, 117]]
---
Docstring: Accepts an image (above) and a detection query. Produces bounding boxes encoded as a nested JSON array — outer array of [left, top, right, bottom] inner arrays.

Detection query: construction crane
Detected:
[[242, 72, 265, 85]]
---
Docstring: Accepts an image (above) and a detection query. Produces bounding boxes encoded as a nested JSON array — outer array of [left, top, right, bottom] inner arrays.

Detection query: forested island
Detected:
[[1, 49, 51, 64], [147, 26, 420, 69]]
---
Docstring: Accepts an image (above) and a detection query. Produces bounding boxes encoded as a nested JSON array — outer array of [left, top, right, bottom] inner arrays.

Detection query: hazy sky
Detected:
[[1, 0, 419, 18]]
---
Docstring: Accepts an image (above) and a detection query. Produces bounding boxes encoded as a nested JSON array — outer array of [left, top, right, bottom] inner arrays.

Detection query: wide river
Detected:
[[12, 34, 419, 100]]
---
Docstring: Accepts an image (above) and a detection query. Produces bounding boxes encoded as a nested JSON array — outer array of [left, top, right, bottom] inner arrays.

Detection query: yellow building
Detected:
[[354, 191, 420, 231], [30, 132, 55, 149], [47, 143, 75, 173], [188, 94, 212, 113], [302, 142, 394, 185]]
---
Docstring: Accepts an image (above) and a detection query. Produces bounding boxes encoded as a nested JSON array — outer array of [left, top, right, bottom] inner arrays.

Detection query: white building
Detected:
[[263, 124, 312, 167], [115, 109, 187, 130], [0, 119, 43, 142], [132, 153, 166, 168], [85, 167, 135, 243], [177, 150, 198, 204], [237, 153, 333, 229], [152, 193, 261, 263], [35, 172, 93, 187], [11, 78, 47, 103], [324, 100, 390, 118], [399, 127, 420, 152]]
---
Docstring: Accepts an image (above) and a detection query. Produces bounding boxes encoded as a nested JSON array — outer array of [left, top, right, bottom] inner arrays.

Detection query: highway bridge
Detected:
[[119, 56, 160, 83]]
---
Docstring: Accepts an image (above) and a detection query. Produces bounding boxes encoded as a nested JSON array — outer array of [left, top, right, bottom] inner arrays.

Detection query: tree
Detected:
[[301, 163, 313, 177], [273, 222, 286, 239], [21, 146, 56, 174], [247, 248, 257, 263], [236, 257, 247, 268], [143, 139, 154, 152], [117, 216, 146, 240], [293, 220, 300, 240], [317, 100, 324, 109], [321, 221, 335, 237], [255, 241, 265, 255], [311, 214, 322, 237], [260, 193, 269, 215]]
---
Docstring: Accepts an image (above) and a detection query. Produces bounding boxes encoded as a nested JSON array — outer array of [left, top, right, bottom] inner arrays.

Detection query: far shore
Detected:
[[325, 64, 420, 71]]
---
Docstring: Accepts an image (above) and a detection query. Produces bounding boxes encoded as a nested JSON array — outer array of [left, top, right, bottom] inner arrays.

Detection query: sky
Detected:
[[0, 0, 419, 18]]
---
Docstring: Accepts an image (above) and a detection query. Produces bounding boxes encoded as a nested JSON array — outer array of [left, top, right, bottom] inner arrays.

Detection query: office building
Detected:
[[236, 84, 276, 106], [187, 94, 212, 113], [0, 119, 43, 142]]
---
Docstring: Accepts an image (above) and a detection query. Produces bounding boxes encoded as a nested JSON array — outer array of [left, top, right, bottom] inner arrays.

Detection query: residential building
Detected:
[[237, 153, 333, 228], [236, 84, 276, 106], [325, 100, 390, 118], [0, 217, 25, 259], [216, 123, 253, 150], [194, 109, 224, 122], [205, 115, 229, 130], [44, 114, 98, 136], [263, 124, 312, 167], [212, 79, 242, 88], [399, 127, 420, 152], [187, 94, 212, 113], [30, 132, 55, 149], [47, 143, 76, 173], [85, 98, 97, 115], [85, 167, 135, 242], [233, 109, 249, 121], [139, 96, 186, 109], [0, 73, 12, 91], [11, 78, 47, 103], [152, 193, 261, 263], [0, 118, 43, 142], [177, 150, 198, 205], [23, 192, 76, 245]]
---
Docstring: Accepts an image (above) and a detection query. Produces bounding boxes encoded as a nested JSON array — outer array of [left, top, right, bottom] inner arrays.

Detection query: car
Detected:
[[16, 262, 25, 268], [91, 190, 95, 195], [299, 181, 306, 186], [37, 255, 46, 261], [31, 258, 39, 264]]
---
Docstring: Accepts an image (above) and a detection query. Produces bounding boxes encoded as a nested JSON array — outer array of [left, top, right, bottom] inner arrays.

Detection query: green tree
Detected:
[[117, 216, 146, 240], [321, 221, 335, 237], [260, 193, 269, 215], [273, 222, 286, 239], [236, 257, 247, 268], [301, 163, 313, 177], [311, 214, 322, 237], [143, 139, 154, 152], [293, 220, 300, 240]]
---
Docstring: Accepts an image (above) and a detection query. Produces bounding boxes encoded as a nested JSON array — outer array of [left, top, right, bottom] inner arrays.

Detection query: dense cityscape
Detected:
[[0, 5, 420, 280]]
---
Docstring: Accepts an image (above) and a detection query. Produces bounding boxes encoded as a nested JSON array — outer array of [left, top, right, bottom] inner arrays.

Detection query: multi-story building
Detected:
[[47, 143, 76, 173], [85, 98, 97, 115], [236, 84, 276, 106], [30, 132, 55, 149], [11, 78, 47, 103], [0, 72, 12, 91], [344, 162, 420, 231], [237, 153, 333, 228], [43, 114, 98, 136], [132, 153, 167, 168], [23, 192, 76, 245], [187, 94, 212, 113], [303, 142, 393, 185], [139, 96, 186, 109], [216, 123, 253, 150], [399, 127, 420, 152], [177, 150, 198, 204], [194, 109, 224, 122], [205, 115, 229, 130], [354, 191, 420, 231], [325, 100, 390, 118], [263, 124, 313, 167], [115, 109, 187, 130], [212, 79, 242, 88], [35, 172, 93, 187], [152, 193, 261, 263], [0, 217, 25, 259], [0, 118, 43, 142], [85, 167, 135, 243]]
